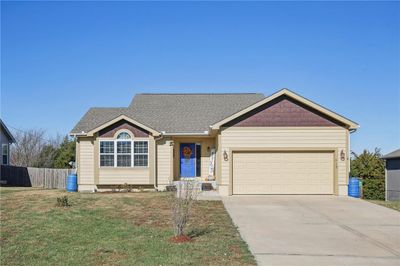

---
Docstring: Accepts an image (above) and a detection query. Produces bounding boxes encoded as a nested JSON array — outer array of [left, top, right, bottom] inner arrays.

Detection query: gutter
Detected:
[[161, 131, 209, 136], [69, 131, 87, 137]]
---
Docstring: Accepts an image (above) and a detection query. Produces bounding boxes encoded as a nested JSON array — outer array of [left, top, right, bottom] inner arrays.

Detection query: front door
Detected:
[[180, 143, 196, 177]]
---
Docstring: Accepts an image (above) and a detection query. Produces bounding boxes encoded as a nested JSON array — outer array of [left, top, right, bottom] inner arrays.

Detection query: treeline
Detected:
[[11, 129, 75, 169]]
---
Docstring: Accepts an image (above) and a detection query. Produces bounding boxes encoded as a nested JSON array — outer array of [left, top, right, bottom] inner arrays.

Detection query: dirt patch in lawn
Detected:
[[169, 235, 192, 243]]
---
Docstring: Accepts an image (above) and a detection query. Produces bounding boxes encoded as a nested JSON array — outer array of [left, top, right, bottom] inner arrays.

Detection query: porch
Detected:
[[170, 136, 218, 190]]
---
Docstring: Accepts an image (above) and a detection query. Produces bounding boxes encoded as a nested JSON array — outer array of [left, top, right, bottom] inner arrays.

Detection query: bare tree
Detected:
[[171, 180, 199, 238], [10, 129, 61, 167]]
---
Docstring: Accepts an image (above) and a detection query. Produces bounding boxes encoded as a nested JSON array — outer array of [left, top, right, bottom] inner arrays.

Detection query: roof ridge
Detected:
[[89, 107, 128, 109]]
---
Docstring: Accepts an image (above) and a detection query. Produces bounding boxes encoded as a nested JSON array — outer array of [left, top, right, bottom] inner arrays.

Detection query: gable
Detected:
[[223, 96, 346, 128], [1, 128, 12, 144], [98, 120, 149, 138], [0, 121, 16, 143]]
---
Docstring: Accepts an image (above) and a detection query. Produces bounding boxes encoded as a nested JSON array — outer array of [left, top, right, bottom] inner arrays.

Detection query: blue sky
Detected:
[[1, 1, 399, 154]]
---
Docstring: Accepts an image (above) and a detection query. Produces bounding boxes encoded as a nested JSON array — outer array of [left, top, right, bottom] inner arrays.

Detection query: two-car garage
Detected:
[[232, 150, 335, 195], [215, 90, 357, 197]]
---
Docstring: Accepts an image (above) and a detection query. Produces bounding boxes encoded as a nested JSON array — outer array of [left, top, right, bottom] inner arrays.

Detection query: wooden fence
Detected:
[[0, 165, 73, 189]]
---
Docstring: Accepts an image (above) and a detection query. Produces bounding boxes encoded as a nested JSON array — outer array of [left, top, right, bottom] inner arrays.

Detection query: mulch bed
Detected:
[[169, 235, 192, 243]]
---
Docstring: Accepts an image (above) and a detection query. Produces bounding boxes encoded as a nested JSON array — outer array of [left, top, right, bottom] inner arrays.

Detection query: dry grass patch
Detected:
[[367, 200, 400, 212], [1, 187, 255, 266]]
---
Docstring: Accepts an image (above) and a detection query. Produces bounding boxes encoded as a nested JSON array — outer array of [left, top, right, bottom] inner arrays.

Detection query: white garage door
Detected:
[[232, 151, 334, 195]]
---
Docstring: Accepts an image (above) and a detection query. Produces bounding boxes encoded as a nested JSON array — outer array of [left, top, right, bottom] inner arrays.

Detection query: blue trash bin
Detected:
[[66, 174, 78, 192], [348, 177, 360, 198]]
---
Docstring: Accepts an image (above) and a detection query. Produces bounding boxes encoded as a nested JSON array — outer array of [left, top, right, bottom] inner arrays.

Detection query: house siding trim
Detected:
[[85, 115, 160, 137]]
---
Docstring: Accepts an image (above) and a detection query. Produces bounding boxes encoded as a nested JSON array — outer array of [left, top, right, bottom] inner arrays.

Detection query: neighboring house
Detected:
[[382, 149, 400, 201], [0, 120, 16, 165], [70, 89, 359, 196]]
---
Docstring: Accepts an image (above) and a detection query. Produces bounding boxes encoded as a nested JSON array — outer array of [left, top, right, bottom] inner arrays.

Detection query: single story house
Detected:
[[382, 149, 400, 201], [0, 120, 16, 165], [70, 89, 358, 196]]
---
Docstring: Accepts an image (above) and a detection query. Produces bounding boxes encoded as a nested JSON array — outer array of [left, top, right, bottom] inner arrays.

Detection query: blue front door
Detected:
[[180, 143, 196, 177]]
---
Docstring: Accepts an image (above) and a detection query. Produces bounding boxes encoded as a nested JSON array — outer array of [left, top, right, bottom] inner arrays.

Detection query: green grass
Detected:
[[0, 187, 41, 195], [0, 187, 255, 266], [367, 200, 400, 212]]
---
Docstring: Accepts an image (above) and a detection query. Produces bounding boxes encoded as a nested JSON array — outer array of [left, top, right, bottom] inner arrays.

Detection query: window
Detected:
[[134, 141, 148, 166], [117, 141, 131, 167], [2, 144, 8, 165], [99, 132, 148, 168], [100, 141, 114, 166], [196, 144, 201, 177], [117, 132, 131, 140]]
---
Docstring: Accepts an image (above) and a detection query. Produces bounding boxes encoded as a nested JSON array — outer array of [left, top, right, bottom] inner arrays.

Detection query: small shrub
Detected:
[[56, 196, 71, 207], [362, 178, 385, 200]]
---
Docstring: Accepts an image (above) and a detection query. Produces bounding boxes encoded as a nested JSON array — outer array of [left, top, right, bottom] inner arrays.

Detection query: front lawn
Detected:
[[367, 200, 400, 212], [0, 187, 255, 266]]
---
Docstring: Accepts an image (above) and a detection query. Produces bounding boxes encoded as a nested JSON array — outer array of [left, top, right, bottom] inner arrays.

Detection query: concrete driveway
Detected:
[[223, 196, 400, 266]]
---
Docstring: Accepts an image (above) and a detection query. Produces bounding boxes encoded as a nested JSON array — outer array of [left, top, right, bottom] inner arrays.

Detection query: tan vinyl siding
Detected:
[[98, 168, 150, 184], [216, 134, 222, 184], [157, 139, 173, 185], [220, 127, 348, 195], [78, 138, 95, 185]]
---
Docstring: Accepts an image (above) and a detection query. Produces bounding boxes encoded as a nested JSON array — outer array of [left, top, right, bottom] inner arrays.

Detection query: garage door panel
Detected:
[[233, 151, 334, 195]]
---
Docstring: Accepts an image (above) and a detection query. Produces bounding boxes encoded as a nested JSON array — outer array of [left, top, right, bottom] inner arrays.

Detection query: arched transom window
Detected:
[[99, 131, 148, 168], [117, 132, 131, 140]]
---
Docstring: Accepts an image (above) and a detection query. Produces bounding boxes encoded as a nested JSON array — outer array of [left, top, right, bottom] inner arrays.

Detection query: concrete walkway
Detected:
[[223, 196, 400, 266]]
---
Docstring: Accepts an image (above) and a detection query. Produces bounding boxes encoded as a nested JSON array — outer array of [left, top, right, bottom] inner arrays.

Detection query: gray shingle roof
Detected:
[[382, 149, 400, 159], [71, 108, 128, 134], [71, 93, 265, 134]]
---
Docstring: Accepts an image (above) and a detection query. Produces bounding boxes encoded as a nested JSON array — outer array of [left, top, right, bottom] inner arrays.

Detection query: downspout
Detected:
[[153, 133, 164, 191], [348, 128, 357, 156], [348, 128, 358, 190]]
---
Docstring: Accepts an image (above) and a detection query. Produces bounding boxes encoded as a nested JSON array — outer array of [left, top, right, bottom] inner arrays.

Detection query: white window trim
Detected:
[[2, 144, 9, 165], [115, 139, 132, 167], [133, 141, 149, 167], [99, 138, 148, 168], [99, 141, 115, 167]]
